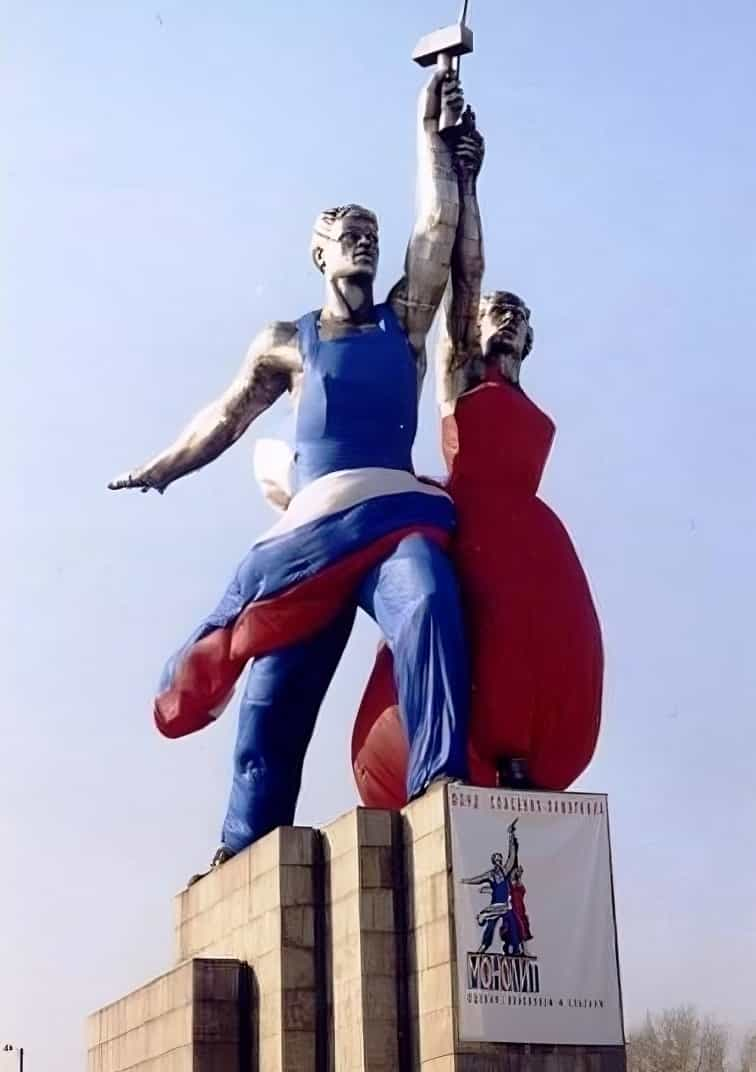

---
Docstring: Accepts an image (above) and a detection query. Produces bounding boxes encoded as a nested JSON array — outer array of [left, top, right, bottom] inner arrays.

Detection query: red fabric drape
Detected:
[[352, 377, 603, 806]]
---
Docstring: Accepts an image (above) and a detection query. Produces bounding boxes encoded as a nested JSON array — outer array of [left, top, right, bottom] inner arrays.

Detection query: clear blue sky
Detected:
[[2, 1, 755, 1067]]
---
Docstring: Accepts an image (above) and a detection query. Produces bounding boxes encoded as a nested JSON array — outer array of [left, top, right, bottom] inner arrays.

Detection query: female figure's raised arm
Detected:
[[436, 108, 486, 416]]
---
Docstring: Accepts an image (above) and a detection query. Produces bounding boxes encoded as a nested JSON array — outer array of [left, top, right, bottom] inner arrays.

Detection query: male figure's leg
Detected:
[[478, 918, 496, 953], [357, 533, 469, 799], [501, 911, 522, 954], [221, 605, 356, 853]]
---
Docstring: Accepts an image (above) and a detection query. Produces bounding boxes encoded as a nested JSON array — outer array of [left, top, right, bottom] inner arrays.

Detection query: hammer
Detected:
[[412, 0, 474, 137]]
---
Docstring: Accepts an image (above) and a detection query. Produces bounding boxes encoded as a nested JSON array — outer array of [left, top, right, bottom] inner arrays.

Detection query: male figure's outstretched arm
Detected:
[[108, 321, 301, 493], [389, 70, 465, 376], [462, 871, 494, 887]]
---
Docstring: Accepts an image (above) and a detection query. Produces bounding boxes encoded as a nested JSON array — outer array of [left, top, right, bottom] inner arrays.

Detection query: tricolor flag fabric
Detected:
[[155, 466, 455, 739]]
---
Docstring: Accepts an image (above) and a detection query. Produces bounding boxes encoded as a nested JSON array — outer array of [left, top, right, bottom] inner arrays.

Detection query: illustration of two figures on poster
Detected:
[[462, 820, 536, 958]]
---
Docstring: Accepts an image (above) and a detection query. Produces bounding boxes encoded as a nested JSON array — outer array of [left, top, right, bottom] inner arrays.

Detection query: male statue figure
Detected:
[[110, 72, 476, 878]]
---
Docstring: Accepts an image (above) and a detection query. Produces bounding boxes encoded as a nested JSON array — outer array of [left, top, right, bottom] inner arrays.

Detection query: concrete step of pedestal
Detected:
[[174, 825, 320, 1072], [87, 958, 244, 1072]]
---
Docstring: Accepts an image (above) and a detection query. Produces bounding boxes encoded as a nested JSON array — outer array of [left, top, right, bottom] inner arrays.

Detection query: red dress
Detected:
[[352, 371, 603, 808], [510, 882, 533, 943]]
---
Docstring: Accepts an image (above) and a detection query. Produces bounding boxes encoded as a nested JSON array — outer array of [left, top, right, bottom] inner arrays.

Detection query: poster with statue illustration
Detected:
[[449, 786, 624, 1045]]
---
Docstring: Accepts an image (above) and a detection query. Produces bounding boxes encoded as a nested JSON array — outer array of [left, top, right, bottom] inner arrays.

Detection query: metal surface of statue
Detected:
[[436, 103, 486, 414], [109, 54, 478, 882]]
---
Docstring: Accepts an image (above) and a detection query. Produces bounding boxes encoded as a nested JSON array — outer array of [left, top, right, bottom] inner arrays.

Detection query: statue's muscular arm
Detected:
[[502, 821, 520, 876], [462, 871, 494, 887], [436, 114, 485, 415], [108, 322, 301, 493], [503, 834, 518, 877], [389, 71, 463, 385]]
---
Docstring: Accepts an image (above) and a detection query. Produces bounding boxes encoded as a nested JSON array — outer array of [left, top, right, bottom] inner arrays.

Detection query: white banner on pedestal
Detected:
[[449, 785, 624, 1046]]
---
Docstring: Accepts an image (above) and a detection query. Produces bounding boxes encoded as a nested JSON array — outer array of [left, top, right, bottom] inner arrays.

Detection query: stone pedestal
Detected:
[[174, 826, 319, 1071], [402, 788, 624, 1072], [321, 808, 401, 1071], [88, 787, 626, 1072], [87, 958, 244, 1072]]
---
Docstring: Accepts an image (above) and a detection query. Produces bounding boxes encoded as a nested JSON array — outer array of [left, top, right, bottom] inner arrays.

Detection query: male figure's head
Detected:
[[311, 204, 380, 282], [479, 291, 534, 367], [491, 852, 504, 869]]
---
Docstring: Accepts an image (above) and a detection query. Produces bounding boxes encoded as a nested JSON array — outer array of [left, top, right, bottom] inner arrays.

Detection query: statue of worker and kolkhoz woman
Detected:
[[109, 38, 603, 884]]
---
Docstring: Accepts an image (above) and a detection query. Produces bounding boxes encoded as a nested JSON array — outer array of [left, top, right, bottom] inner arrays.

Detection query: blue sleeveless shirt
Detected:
[[294, 304, 418, 489]]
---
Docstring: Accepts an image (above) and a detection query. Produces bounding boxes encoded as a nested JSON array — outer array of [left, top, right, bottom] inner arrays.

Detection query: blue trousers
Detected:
[[480, 910, 522, 954], [221, 534, 469, 853]]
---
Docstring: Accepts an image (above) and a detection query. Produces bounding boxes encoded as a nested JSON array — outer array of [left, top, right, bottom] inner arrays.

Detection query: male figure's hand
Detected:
[[108, 468, 164, 493], [421, 69, 465, 128]]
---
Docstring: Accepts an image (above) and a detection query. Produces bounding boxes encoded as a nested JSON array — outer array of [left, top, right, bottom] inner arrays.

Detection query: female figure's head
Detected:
[[478, 291, 534, 384]]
